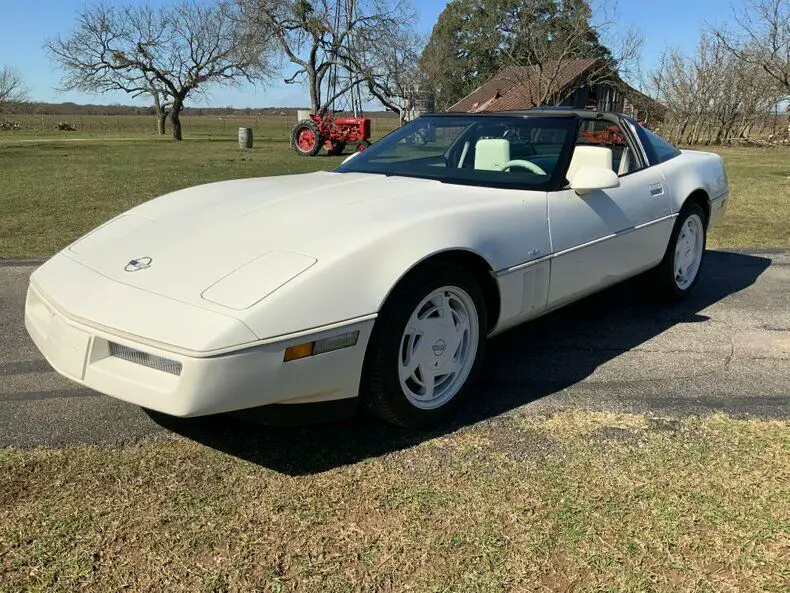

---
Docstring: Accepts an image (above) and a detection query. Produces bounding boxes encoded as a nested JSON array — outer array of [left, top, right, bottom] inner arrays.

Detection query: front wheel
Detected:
[[355, 140, 371, 152], [652, 202, 707, 299], [362, 262, 487, 427]]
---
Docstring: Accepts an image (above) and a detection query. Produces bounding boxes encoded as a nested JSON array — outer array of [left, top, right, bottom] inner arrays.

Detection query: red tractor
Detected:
[[291, 113, 372, 157]]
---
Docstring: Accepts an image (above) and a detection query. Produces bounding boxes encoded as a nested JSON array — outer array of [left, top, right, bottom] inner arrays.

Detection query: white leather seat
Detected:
[[474, 138, 510, 171], [567, 145, 613, 183]]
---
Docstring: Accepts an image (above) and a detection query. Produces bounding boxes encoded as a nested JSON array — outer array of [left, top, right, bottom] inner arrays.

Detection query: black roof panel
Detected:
[[422, 108, 625, 120]]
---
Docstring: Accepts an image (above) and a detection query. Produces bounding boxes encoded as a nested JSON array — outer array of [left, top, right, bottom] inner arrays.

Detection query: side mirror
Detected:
[[570, 166, 620, 196]]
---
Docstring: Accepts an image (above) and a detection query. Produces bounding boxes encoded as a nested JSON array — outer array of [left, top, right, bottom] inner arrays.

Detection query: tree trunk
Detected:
[[170, 99, 183, 141], [677, 118, 690, 145], [151, 89, 167, 136], [689, 117, 702, 145], [308, 70, 320, 115], [157, 111, 167, 135], [737, 113, 749, 138], [771, 105, 779, 137]]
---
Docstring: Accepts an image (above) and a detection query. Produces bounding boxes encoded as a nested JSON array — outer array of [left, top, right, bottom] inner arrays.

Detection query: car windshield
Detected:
[[334, 115, 577, 191]]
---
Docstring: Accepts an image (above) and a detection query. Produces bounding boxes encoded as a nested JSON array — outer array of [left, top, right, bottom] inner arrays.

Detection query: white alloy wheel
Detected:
[[673, 213, 704, 290], [398, 286, 480, 410]]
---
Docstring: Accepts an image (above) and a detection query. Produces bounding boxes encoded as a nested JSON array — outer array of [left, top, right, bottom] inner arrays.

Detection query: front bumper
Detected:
[[25, 284, 374, 417]]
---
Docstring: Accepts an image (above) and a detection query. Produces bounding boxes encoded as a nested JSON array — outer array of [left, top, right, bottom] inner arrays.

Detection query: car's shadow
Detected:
[[148, 250, 771, 475]]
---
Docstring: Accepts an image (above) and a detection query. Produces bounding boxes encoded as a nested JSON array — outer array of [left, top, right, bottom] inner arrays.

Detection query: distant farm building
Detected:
[[447, 58, 665, 124]]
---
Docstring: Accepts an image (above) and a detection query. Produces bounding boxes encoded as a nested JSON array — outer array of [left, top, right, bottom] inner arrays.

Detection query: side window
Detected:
[[574, 119, 642, 177], [635, 125, 681, 165]]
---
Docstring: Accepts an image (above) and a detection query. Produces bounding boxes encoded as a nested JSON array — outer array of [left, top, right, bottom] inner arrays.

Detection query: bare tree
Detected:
[[240, 0, 414, 115], [47, 1, 276, 140], [709, 0, 789, 138], [710, 0, 789, 93], [360, 29, 423, 124], [45, 4, 173, 135], [0, 65, 29, 112], [650, 34, 784, 145]]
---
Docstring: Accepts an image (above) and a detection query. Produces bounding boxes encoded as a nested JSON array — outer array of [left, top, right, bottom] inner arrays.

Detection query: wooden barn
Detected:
[[447, 58, 665, 124]]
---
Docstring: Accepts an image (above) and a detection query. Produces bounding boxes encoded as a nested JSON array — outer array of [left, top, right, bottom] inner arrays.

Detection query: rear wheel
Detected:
[[652, 202, 707, 299], [292, 119, 322, 157], [362, 262, 487, 427], [355, 140, 371, 152]]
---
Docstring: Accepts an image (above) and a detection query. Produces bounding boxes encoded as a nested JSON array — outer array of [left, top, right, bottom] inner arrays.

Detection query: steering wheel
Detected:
[[499, 159, 547, 175]]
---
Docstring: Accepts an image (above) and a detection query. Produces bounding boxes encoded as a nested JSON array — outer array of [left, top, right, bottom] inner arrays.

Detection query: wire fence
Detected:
[[0, 114, 401, 140]]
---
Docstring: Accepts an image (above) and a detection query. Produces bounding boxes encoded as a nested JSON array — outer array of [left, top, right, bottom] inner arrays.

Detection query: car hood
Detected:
[[63, 171, 490, 311]]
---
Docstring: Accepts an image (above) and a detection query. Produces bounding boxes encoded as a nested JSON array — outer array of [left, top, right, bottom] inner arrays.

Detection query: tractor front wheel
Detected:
[[356, 140, 371, 152], [292, 119, 322, 157]]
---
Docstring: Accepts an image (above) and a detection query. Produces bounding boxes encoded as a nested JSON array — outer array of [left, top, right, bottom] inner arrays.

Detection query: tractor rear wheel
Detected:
[[355, 140, 371, 152], [326, 141, 346, 156], [292, 119, 322, 157]]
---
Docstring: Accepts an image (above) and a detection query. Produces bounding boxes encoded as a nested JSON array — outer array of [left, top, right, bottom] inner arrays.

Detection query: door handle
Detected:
[[648, 183, 664, 197]]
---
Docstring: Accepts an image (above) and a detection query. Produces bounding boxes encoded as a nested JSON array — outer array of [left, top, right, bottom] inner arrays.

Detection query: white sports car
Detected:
[[25, 109, 729, 427]]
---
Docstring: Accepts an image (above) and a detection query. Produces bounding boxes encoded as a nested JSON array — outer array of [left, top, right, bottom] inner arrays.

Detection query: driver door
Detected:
[[546, 120, 673, 308]]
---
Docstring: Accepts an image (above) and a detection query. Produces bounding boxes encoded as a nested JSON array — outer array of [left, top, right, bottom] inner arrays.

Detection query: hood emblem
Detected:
[[124, 257, 153, 272]]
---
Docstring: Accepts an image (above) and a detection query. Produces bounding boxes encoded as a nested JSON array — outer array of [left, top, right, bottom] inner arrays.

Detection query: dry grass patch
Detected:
[[1, 411, 789, 592]]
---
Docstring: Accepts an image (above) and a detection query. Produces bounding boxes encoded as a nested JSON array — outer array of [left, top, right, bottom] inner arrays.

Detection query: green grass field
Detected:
[[1, 126, 787, 257], [1, 412, 788, 592], [702, 146, 790, 248]]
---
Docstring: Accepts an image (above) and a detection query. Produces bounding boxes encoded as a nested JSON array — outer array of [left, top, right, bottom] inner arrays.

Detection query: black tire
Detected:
[[361, 261, 487, 428], [326, 141, 346, 156], [291, 119, 322, 157], [355, 140, 371, 152], [651, 201, 708, 300]]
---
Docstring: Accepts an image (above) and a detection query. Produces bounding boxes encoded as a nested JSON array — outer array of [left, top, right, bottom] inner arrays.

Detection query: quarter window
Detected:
[[635, 124, 681, 165]]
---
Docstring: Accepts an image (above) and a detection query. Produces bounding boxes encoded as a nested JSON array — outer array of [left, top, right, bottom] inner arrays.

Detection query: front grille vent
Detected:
[[109, 342, 183, 376]]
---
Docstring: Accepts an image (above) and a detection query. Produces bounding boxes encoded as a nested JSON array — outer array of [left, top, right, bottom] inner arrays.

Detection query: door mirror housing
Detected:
[[570, 166, 620, 196]]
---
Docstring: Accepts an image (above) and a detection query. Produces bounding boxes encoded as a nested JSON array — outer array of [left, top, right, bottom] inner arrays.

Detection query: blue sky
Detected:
[[0, 0, 741, 108]]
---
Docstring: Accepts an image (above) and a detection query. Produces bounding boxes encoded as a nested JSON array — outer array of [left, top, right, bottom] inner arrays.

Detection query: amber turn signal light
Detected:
[[283, 331, 360, 363], [283, 342, 314, 362]]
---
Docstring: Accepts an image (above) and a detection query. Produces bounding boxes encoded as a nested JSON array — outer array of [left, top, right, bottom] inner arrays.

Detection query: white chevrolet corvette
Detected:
[[25, 109, 729, 427]]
